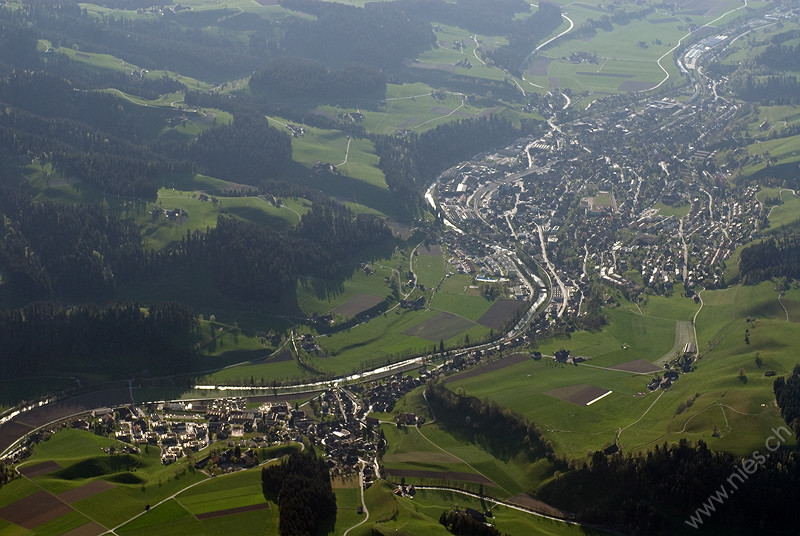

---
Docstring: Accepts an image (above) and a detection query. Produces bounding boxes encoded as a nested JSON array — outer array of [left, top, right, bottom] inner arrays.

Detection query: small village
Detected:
[[11, 372, 439, 485]]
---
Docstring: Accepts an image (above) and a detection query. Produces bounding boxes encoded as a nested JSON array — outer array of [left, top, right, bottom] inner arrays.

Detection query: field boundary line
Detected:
[[617, 390, 665, 444], [14, 467, 111, 533], [412, 424, 507, 494]]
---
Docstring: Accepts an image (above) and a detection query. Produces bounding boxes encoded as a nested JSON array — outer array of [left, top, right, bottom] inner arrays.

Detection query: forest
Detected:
[[164, 200, 392, 301], [373, 115, 537, 203], [483, 2, 563, 75], [186, 114, 292, 184], [0, 185, 145, 300], [0, 301, 199, 377], [539, 438, 800, 534], [439, 509, 506, 536], [738, 234, 800, 283], [730, 73, 800, 105], [250, 57, 387, 100], [1, 0, 264, 81], [774, 364, 800, 440], [278, 0, 435, 68], [424, 381, 555, 463], [261, 449, 337, 536]]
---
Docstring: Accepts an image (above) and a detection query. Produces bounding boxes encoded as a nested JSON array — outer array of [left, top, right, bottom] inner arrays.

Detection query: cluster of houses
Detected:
[[648, 370, 680, 391], [431, 60, 766, 343]]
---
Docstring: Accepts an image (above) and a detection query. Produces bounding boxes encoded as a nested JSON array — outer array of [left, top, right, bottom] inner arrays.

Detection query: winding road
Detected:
[[647, 0, 749, 91]]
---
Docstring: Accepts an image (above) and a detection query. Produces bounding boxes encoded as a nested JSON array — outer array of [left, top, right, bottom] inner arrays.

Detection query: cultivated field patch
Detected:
[[444, 353, 529, 383], [609, 359, 661, 373], [19, 460, 61, 478], [544, 384, 611, 406], [0, 490, 72, 529], [403, 312, 475, 342], [195, 502, 271, 520], [417, 244, 442, 256], [382, 451, 462, 464], [508, 493, 569, 518], [59, 480, 115, 504], [333, 293, 384, 317], [477, 299, 527, 330], [385, 468, 496, 486]]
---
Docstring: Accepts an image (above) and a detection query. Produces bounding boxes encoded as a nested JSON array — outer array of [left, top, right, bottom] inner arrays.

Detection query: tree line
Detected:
[[738, 234, 800, 284], [424, 381, 556, 463], [184, 90, 367, 137], [45, 53, 188, 100], [278, 0, 435, 69], [439, 509, 505, 536], [0, 72, 192, 199], [184, 114, 292, 185], [774, 364, 800, 441], [756, 43, 800, 72], [0, 176, 391, 305], [538, 438, 800, 534], [261, 449, 337, 536], [484, 2, 563, 75], [250, 57, 387, 100], [730, 73, 800, 105], [0, 301, 199, 377], [3, 0, 262, 82], [373, 115, 537, 203], [154, 199, 392, 302], [0, 186, 144, 300]]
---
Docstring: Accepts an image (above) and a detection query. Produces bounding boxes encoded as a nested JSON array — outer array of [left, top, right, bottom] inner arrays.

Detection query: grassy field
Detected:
[[135, 188, 306, 250], [443, 280, 797, 459], [349, 484, 612, 536], [196, 355, 314, 387], [0, 429, 308, 534], [264, 114, 388, 191], [536, 305, 679, 366], [1, 429, 208, 531], [415, 25, 509, 83], [0, 425, 606, 536], [359, 82, 529, 135], [524, 0, 749, 99], [177, 468, 267, 515], [296, 253, 399, 317]]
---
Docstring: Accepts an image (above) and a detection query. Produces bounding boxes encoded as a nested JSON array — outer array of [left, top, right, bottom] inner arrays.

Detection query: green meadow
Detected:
[[536, 305, 679, 366], [347, 482, 612, 536], [264, 115, 388, 191], [443, 280, 797, 459]]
